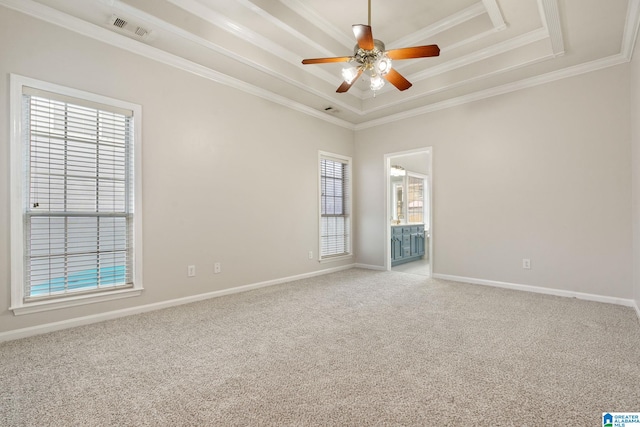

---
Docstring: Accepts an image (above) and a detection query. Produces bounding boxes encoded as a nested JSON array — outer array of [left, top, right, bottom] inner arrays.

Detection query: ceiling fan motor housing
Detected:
[[354, 39, 386, 70]]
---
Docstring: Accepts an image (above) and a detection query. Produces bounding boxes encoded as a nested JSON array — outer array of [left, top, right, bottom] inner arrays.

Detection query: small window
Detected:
[[407, 175, 424, 224], [10, 75, 143, 314], [319, 152, 352, 260]]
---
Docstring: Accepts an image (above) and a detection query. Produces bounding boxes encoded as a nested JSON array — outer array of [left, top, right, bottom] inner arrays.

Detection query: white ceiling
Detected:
[[5, 0, 640, 129]]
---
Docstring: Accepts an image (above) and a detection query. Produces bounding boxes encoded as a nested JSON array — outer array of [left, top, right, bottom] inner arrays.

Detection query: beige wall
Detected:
[[632, 31, 640, 310], [355, 65, 633, 299], [1, 5, 637, 336], [0, 7, 354, 333]]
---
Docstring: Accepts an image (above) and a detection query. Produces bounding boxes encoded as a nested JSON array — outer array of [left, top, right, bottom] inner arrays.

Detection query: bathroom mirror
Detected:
[[391, 177, 404, 223]]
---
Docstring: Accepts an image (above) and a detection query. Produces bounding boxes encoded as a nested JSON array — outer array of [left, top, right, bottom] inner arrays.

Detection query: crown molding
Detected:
[[167, 0, 284, 57], [482, 0, 507, 30], [362, 52, 556, 116], [278, 0, 355, 49], [279, 0, 493, 57], [112, 0, 365, 116], [411, 27, 548, 82], [355, 53, 628, 130], [2, 0, 638, 131], [235, 0, 338, 58], [0, 0, 355, 130], [389, 2, 487, 48], [165, 0, 362, 97], [622, 0, 640, 60], [441, 28, 503, 53], [388, 0, 507, 75], [364, 0, 638, 108], [363, 26, 550, 101], [538, 0, 565, 56]]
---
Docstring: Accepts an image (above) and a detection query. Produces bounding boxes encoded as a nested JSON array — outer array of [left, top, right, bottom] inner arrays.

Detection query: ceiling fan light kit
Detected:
[[301, 0, 440, 95], [343, 39, 393, 92]]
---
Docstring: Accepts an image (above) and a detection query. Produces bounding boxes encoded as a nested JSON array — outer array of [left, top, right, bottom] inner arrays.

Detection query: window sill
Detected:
[[319, 254, 353, 264], [10, 287, 143, 316]]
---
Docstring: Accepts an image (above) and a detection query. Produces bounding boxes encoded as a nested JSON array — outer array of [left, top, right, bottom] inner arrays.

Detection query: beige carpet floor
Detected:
[[392, 258, 430, 276], [1, 268, 639, 426]]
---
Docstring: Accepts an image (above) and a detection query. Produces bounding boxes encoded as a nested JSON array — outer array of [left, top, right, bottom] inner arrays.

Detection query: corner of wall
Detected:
[[632, 29, 640, 318]]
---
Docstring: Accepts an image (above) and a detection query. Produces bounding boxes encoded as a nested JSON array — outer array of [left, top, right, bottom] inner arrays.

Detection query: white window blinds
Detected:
[[320, 154, 351, 259], [23, 89, 135, 300]]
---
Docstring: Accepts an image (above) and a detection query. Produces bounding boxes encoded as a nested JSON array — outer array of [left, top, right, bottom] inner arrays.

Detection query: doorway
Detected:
[[384, 148, 432, 277]]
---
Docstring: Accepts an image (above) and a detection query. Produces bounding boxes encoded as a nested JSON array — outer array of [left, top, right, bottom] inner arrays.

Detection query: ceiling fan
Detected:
[[301, 0, 440, 94]]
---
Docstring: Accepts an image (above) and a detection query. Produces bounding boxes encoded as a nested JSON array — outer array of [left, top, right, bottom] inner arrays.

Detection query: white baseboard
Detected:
[[354, 263, 387, 271], [432, 273, 637, 308], [634, 300, 640, 322], [0, 264, 355, 343]]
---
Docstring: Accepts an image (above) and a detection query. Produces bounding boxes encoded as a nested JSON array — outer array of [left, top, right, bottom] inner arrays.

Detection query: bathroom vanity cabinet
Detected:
[[391, 224, 425, 266]]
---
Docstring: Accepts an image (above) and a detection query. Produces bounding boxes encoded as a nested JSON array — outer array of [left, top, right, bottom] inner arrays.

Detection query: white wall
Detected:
[[0, 7, 354, 334], [355, 65, 633, 299], [389, 152, 430, 176], [632, 30, 640, 311]]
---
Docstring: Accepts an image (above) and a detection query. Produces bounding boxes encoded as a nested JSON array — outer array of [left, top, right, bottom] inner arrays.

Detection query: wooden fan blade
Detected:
[[386, 45, 440, 60], [384, 68, 412, 91], [353, 24, 374, 50], [337, 69, 363, 93], [302, 56, 353, 65]]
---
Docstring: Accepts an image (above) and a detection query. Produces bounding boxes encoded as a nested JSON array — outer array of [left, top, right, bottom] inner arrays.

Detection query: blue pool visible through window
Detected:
[[29, 265, 126, 297]]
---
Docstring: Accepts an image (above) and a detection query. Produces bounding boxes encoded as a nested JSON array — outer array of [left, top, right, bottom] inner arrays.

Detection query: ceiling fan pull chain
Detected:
[[368, 0, 371, 26]]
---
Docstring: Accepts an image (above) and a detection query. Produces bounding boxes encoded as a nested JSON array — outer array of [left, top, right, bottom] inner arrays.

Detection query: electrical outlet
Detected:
[[308, 251, 313, 260], [187, 265, 196, 277], [214, 262, 221, 274], [522, 259, 531, 269]]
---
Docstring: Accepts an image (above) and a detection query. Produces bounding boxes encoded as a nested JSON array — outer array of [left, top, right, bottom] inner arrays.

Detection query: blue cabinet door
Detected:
[[392, 236, 403, 261], [415, 226, 425, 256]]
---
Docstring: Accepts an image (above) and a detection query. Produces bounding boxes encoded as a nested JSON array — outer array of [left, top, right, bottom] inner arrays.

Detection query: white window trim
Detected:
[[318, 151, 353, 263], [319, 253, 353, 264], [406, 171, 428, 225], [9, 74, 144, 315]]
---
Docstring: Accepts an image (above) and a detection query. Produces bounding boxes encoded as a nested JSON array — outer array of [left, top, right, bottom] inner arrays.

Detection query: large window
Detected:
[[319, 152, 352, 260], [10, 75, 143, 314]]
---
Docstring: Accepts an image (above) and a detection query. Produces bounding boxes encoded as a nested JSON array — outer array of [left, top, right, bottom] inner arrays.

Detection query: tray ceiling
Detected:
[[3, 0, 640, 129]]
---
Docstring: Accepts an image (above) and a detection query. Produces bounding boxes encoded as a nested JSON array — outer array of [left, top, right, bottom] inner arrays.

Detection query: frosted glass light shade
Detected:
[[341, 67, 359, 84], [375, 55, 392, 75], [370, 75, 385, 91]]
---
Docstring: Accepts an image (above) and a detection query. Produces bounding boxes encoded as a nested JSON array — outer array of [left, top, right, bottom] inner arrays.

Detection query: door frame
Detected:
[[384, 147, 433, 274]]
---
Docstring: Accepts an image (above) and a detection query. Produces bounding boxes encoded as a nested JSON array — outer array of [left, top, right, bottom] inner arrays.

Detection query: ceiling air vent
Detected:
[[108, 15, 151, 40]]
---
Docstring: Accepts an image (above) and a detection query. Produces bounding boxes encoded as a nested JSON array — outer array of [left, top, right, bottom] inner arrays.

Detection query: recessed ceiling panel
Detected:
[[19, 0, 639, 128]]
